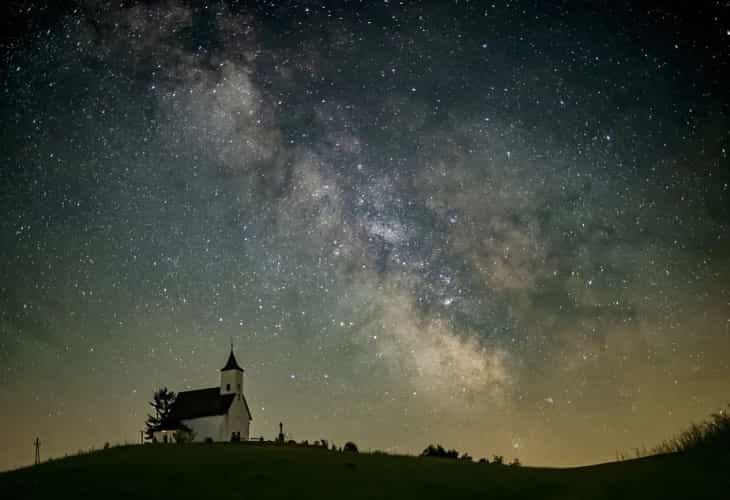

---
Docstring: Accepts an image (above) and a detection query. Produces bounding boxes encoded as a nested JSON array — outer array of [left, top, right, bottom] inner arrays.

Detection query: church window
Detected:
[[226, 383, 230, 391]]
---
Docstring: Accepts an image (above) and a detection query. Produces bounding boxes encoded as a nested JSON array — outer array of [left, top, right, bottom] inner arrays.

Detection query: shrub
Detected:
[[103, 442, 110, 450], [344, 441, 359, 453], [509, 458, 521, 467], [204, 437, 214, 444], [492, 455, 504, 465], [478, 457, 489, 464]]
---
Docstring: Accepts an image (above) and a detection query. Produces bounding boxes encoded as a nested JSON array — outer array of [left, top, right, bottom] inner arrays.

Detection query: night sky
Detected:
[[1, 1, 729, 471]]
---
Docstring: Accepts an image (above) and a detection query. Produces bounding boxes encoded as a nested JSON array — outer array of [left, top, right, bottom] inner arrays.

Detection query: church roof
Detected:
[[221, 350, 244, 372], [161, 388, 235, 427], [160, 387, 253, 430]]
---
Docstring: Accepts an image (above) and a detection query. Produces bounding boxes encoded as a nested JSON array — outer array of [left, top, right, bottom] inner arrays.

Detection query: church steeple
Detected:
[[220, 346, 244, 395], [221, 349, 243, 372]]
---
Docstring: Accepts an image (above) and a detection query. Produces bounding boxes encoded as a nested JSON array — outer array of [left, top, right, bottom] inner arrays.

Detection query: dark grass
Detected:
[[1, 443, 728, 500], [652, 407, 730, 454]]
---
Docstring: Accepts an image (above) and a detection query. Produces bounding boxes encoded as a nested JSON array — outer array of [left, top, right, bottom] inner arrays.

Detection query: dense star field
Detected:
[[1, 1, 728, 471]]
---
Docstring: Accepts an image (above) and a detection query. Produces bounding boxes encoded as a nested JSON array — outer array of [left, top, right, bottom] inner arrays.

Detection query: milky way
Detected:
[[1, 1, 729, 470]]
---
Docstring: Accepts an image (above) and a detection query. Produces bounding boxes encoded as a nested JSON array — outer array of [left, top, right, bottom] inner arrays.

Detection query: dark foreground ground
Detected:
[[1, 443, 728, 499]]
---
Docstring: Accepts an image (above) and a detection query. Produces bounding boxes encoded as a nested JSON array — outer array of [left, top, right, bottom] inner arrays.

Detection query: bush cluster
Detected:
[[421, 444, 520, 465], [420, 444, 460, 459]]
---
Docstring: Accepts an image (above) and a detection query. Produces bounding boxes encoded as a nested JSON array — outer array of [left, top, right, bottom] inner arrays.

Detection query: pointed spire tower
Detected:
[[220, 344, 244, 395]]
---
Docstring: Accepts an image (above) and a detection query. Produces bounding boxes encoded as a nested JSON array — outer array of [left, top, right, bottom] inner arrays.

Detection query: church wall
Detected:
[[182, 415, 225, 442], [224, 395, 250, 441]]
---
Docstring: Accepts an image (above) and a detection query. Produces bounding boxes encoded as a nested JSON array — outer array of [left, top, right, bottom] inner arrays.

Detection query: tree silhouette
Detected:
[[144, 387, 176, 441]]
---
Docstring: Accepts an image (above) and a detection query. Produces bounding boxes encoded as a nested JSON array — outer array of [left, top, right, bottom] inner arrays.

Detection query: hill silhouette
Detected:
[[1, 442, 728, 499]]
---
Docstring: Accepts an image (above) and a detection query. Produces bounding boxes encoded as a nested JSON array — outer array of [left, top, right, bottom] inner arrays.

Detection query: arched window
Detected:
[[226, 383, 231, 391]]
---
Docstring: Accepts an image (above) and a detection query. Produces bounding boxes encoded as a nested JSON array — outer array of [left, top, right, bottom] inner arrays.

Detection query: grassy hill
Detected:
[[1, 443, 728, 499]]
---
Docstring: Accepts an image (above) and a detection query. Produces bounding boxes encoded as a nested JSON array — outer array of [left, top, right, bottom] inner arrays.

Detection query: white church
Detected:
[[154, 349, 252, 443]]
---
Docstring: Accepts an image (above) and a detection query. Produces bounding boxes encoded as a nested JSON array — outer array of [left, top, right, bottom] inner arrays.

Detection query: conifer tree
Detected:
[[144, 387, 176, 441]]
